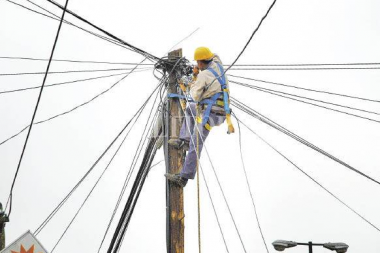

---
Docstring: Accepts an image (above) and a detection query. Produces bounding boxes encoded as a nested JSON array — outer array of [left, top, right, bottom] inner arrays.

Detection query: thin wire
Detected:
[[224, 0, 277, 73], [177, 100, 230, 253], [49, 85, 159, 252], [46, 0, 162, 62], [178, 88, 246, 252], [227, 62, 380, 67], [0, 69, 150, 95], [230, 79, 380, 116], [233, 113, 269, 253], [230, 97, 380, 187], [0, 67, 149, 147], [0, 56, 154, 65], [5, 0, 69, 217], [34, 78, 161, 236], [0, 67, 149, 76], [3, 0, 134, 52], [236, 116, 380, 232], [229, 67, 380, 70], [3, 57, 380, 68], [228, 74, 380, 103], [98, 81, 163, 252], [230, 81, 380, 124]]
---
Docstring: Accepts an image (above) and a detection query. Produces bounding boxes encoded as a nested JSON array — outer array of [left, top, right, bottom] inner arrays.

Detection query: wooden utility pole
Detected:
[[0, 203, 9, 250], [164, 49, 185, 253]]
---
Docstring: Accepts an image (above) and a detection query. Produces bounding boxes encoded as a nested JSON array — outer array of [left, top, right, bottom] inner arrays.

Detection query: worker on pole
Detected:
[[165, 47, 234, 187]]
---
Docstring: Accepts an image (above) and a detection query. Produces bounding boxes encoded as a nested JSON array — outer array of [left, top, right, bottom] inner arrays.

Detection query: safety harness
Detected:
[[168, 62, 235, 133], [196, 62, 235, 133]]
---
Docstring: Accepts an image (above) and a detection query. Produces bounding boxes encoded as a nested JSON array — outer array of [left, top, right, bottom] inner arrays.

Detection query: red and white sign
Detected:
[[0, 231, 48, 253]]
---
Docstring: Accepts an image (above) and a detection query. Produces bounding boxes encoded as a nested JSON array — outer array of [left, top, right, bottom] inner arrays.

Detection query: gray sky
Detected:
[[1, 0, 380, 252]]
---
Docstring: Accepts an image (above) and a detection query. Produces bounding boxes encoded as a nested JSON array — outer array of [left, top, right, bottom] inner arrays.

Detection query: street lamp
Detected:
[[272, 240, 349, 253]]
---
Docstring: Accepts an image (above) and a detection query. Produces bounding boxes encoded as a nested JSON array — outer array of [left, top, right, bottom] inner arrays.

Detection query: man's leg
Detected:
[[179, 119, 210, 180]]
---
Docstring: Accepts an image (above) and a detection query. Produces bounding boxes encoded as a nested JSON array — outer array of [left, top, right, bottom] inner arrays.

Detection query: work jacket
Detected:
[[189, 54, 229, 103]]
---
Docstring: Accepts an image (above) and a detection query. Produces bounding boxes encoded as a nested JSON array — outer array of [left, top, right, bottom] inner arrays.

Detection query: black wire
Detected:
[[230, 97, 380, 187], [3, 0, 134, 53], [230, 80, 380, 124], [224, 0, 278, 73], [0, 69, 150, 95], [48, 83, 161, 252], [98, 81, 163, 253], [0, 56, 154, 66], [34, 80, 162, 236], [0, 65, 149, 147], [227, 62, 380, 67], [228, 74, 380, 103], [233, 113, 269, 253], [235, 116, 380, 232], [5, 0, 69, 217], [45, 0, 162, 62], [229, 67, 380, 70], [230, 79, 380, 116], [0, 67, 150, 76]]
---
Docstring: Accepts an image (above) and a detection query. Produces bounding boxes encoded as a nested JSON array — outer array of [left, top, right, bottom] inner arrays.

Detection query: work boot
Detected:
[[165, 173, 188, 187], [168, 139, 189, 151]]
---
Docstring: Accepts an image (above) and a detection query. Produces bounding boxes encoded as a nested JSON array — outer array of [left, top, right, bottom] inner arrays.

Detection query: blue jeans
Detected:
[[179, 103, 225, 179]]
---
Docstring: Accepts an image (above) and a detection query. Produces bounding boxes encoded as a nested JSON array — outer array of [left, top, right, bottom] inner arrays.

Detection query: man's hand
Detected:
[[193, 66, 199, 76]]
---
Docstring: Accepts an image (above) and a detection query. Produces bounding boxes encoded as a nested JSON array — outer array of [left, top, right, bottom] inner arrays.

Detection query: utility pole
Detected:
[[164, 49, 185, 253], [0, 203, 9, 250]]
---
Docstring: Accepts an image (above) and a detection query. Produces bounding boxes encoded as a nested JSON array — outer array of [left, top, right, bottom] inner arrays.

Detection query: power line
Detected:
[[224, 0, 278, 73], [228, 74, 380, 103], [233, 113, 269, 253], [0, 56, 154, 65], [0, 69, 149, 95], [230, 97, 380, 187], [5, 0, 69, 217], [235, 116, 380, 232], [230, 79, 380, 117], [227, 62, 380, 67], [45, 0, 162, 62], [230, 80, 380, 124], [49, 84, 161, 252], [3, 0, 133, 53], [0, 67, 150, 76], [34, 80, 162, 236], [0, 61, 148, 147], [229, 67, 380, 70]]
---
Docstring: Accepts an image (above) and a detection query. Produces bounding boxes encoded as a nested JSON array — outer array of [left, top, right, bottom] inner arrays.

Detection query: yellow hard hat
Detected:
[[194, 47, 214, 61]]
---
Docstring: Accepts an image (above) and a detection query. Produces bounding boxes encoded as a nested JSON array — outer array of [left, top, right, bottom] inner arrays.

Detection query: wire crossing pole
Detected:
[[0, 203, 9, 250], [165, 49, 185, 253]]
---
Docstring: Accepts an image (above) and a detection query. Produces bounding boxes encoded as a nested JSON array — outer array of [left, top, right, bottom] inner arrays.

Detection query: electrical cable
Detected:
[[227, 62, 380, 67], [228, 74, 380, 103], [230, 97, 380, 187], [5, 0, 69, 217], [45, 0, 163, 62], [228, 67, 380, 71], [235, 115, 380, 232], [230, 80, 380, 124], [0, 56, 154, 66], [34, 80, 163, 236], [233, 113, 269, 253], [3, 0, 134, 53], [0, 67, 150, 76], [48, 83, 161, 252], [0, 64, 149, 147], [176, 78, 246, 252], [0, 69, 150, 95]]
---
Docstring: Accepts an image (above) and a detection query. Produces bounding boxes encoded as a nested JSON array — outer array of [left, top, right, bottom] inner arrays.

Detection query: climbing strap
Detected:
[[196, 104, 202, 253], [202, 62, 235, 134]]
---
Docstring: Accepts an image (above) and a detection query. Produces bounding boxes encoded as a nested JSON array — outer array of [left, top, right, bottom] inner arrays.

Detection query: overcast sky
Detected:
[[1, 0, 380, 252]]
